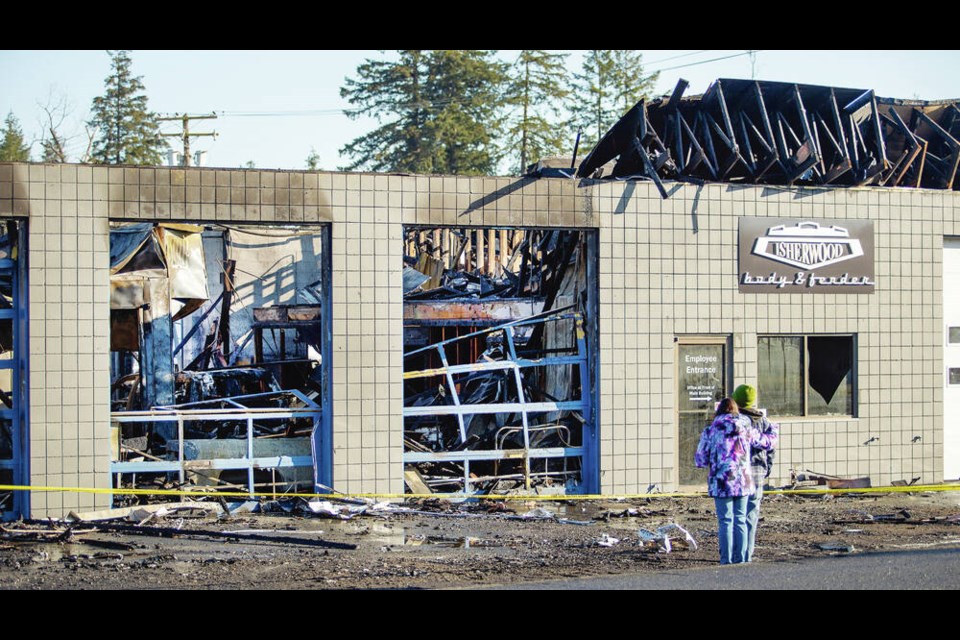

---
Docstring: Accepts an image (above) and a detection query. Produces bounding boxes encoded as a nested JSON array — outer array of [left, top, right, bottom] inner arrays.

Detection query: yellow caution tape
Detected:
[[2, 483, 959, 502]]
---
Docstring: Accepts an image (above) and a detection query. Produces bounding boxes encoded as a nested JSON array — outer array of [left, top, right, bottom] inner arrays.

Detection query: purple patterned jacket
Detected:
[[695, 412, 779, 498]]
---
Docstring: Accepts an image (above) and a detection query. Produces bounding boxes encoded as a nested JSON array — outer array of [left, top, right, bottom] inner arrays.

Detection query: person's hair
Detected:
[[716, 397, 739, 416]]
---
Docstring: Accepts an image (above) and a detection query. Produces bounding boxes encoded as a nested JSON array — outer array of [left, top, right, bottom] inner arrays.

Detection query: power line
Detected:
[[213, 52, 760, 121], [644, 50, 710, 65], [652, 50, 759, 73], [220, 109, 345, 117]]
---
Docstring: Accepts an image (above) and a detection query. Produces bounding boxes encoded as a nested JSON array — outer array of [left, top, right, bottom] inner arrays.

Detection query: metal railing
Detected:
[[403, 309, 592, 493], [111, 390, 321, 498]]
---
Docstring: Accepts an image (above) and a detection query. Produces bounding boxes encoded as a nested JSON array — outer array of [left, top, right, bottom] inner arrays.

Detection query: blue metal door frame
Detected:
[[0, 219, 29, 520], [316, 224, 333, 489]]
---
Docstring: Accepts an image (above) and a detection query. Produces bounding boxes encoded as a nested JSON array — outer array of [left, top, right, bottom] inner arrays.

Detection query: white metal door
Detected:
[[944, 239, 960, 480]]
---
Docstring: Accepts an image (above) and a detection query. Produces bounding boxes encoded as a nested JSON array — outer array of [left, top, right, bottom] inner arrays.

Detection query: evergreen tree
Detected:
[[88, 50, 166, 165], [503, 50, 571, 173], [305, 147, 320, 170], [570, 50, 659, 149], [340, 50, 506, 175], [0, 112, 31, 162]]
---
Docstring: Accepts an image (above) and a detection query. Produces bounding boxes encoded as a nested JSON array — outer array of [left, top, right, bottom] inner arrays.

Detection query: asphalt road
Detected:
[[485, 546, 960, 590]]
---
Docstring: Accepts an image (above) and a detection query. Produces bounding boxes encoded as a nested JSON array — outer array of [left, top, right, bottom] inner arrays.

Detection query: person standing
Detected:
[[695, 397, 778, 565], [732, 384, 778, 563]]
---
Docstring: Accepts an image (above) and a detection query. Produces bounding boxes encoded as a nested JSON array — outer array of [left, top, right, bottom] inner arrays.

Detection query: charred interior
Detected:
[[0, 221, 25, 519], [402, 226, 598, 496], [109, 223, 330, 499]]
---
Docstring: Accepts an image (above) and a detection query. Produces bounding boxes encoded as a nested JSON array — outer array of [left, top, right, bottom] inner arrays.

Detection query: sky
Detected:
[[2, 50, 959, 174]]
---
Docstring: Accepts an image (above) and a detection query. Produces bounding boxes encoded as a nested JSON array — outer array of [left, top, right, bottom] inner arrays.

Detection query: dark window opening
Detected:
[[758, 335, 855, 417]]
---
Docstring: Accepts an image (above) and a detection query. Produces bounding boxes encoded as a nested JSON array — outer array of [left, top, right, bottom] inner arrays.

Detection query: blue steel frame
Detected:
[[0, 220, 29, 521], [110, 390, 321, 498], [403, 308, 597, 494]]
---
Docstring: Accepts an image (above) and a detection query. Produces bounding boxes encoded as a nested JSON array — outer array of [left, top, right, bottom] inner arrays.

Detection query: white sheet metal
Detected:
[[944, 238, 960, 480]]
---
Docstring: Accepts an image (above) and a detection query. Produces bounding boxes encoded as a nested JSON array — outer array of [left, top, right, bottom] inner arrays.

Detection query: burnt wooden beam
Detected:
[[811, 117, 826, 179], [704, 111, 742, 178], [738, 112, 757, 174], [639, 143, 669, 199], [823, 157, 853, 184], [671, 113, 685, 172], [778, 111, 804, 151], [827, 89, 852, 164], [844, 89, 874, 123], [666, 78, 689, 111], [871, 95, 889, 170], [753, 82, 778, 155], [741, 111, 778, 180], [913, 137, 928, 187], [814, 112, 845, 157], [679, 111, 713, 177], [698, 111, 720, 179], [774, 112, 792, 168], [847, 114, 862, 173], [714, 80, 739, 150], [775, 111, 818, 183], [947, 104, 960, 139], [638, 102, 648, 141], [793, 85, 818, 163], [218, 259, 236, 359], [916, 110, 960, 189], [881, 108, 922, 187]]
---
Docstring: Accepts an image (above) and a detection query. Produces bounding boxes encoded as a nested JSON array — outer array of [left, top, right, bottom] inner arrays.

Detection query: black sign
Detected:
[[739, 218, 875, 294]]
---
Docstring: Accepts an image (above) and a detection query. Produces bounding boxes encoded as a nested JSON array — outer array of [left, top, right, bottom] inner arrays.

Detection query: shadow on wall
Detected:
[[177, 227, 323, 368]]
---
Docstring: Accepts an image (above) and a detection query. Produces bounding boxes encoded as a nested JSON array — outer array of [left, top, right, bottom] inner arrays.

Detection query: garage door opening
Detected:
[[108, 223, 332, 500], [402, 226, 598, 496]]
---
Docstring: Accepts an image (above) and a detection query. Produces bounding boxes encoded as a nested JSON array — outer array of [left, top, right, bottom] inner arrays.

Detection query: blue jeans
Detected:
[[745, 468, 765, 562], [714, 496, 749, 564]]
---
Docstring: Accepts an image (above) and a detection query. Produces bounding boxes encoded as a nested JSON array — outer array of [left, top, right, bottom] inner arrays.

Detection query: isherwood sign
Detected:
[[738, 218, 875, 294]]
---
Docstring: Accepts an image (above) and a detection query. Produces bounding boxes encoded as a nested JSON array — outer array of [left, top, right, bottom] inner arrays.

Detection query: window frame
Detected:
[[757, 333, 857, 419]]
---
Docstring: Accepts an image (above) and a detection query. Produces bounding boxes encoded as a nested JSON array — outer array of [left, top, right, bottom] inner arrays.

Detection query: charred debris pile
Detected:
[[402, 227, 595, 497], [109, 223, 326, 499], [569, 78, 960, 198]]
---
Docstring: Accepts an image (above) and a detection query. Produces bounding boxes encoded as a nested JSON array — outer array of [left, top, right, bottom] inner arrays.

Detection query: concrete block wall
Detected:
[[1, 162, 957, 516], [594, 180, 951, 489], [0, 163, 112, 516]]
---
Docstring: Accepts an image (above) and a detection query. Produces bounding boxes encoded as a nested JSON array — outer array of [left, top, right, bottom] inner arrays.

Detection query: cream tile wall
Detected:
[[0, 163, 112, 516], [594, 180, 950, 490], [1, 162, 956, 516]]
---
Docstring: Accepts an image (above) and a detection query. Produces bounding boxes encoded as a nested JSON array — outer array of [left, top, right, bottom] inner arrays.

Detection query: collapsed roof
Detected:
[[575, 78, 960, 198]]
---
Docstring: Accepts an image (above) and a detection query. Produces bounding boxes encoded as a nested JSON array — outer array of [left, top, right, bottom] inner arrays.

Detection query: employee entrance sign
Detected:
[[739, 218, 875, 294]]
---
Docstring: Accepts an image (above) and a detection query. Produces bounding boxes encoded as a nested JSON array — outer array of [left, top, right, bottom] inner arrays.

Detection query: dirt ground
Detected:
[[2, 490, 959, 590]]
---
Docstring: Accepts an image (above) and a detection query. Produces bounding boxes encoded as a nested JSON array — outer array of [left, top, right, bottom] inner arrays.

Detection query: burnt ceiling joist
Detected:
[[576, 78, 960, 198]]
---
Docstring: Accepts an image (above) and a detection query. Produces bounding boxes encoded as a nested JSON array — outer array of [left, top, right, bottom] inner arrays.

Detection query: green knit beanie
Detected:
[[732, 384, 757, 409]]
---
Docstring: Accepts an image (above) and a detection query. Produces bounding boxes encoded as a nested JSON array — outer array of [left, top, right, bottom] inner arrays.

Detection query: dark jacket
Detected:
[[741, 406, 777, 477]]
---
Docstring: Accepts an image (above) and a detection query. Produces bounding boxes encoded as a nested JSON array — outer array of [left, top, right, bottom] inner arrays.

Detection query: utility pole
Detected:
[[159, 113, 218, 166]]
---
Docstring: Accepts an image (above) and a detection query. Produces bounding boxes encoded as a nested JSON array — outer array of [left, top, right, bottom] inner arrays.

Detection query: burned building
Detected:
[[1, 78, 960, 519]]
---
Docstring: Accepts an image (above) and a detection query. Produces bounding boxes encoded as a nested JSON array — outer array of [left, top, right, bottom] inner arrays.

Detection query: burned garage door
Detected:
[[108, 223, 332, 498], [0, 221, 28, 520], [402, 227, 599, 496]]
